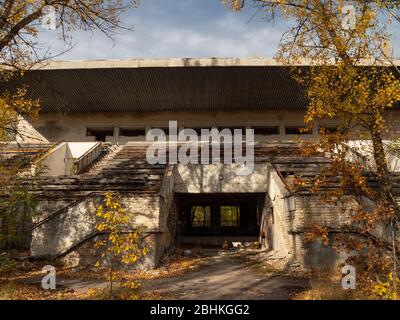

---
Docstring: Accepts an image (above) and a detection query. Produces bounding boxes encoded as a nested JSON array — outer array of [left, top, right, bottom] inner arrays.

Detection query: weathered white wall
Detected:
[[31, 110, 322, 143], [174, 163, 270, 193], [16, 116, 49, 144], [31, 193, 165, 269], [38, 142, 68, 176], [31, 109, 400, 144], [37, 142, 98, 176], [31, 197, 98, 257], [67, 142, 98, 158], [266, 169, 292, 255]]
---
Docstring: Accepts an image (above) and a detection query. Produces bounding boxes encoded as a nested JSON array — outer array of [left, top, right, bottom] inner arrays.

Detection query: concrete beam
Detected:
[[33, 57, 400, 70]]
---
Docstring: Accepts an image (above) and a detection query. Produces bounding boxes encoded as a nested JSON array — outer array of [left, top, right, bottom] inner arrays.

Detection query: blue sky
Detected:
[[40, 0, 399, 60]]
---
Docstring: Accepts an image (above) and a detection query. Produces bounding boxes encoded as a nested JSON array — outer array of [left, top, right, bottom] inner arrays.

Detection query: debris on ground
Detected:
[[222, 241, 230, 250]]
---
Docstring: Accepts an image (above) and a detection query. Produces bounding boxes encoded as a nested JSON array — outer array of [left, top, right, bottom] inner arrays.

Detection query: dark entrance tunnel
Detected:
[[175, 193, 265, 247]]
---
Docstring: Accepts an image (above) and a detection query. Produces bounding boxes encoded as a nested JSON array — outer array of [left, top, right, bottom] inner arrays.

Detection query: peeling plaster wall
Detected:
[[31, 197, 99, 258], [266, 169, 292, 256], [31, 193, 165, 269]]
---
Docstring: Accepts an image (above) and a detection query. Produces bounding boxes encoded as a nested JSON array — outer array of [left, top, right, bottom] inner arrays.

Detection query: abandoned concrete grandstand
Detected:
[[2, 58, 400, 269]]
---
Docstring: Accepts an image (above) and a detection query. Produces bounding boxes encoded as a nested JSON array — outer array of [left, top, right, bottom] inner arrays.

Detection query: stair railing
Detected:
[[74, 142, 103, 174], [31, 191, 100, 231], [54, 228, 161, 260]]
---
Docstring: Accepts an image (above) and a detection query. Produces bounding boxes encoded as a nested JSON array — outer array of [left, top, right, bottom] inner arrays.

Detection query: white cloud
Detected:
[[37, 0, 285, 60], [37, 0, 398, 61]]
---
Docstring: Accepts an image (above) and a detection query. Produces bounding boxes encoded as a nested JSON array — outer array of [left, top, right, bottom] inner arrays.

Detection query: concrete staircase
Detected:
[[82, 143, 121, 175], [30, 143, 169, 263], [29, 144, 166, 196], [0, 143, 54, 169]]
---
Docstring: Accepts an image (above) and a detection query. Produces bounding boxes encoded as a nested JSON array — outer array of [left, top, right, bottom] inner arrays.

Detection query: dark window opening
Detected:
[[86, 128, 114, 142], [220, 206, 240, 226], [253, 126, 280, 135], [217, 126, 246, 133], [285, 126, 310, 135], [191, 206, 211, 227], [215, 127, 246, 143], [119, 128, 146, 137]]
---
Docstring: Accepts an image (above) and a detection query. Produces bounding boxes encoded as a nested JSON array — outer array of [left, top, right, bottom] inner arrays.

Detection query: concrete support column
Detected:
[[145, 124, 152, 136], [113, 127, 120, 138]]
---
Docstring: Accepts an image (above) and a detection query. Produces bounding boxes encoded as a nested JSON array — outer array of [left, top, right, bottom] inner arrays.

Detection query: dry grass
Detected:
[[0, 252, 205, 300], [2, 250, 381, 300], [57, 253, 205, 282], [0, 278, 106, 300], [292, 267, 373, 300]]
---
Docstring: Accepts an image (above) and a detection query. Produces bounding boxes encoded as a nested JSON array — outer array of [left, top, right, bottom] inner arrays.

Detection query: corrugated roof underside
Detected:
[[6, 66, 307, 113]]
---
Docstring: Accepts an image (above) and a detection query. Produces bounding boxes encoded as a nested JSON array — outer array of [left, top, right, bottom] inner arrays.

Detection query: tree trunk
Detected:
[[369, 124, 397, 214]]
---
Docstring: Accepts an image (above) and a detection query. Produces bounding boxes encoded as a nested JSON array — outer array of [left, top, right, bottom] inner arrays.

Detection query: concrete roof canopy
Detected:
[[3, 57, 400, 114]]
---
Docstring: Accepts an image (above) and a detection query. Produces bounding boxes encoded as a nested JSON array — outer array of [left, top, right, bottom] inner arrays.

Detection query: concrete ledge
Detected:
[[34, 57, 400, 70], [180, 236, 258, 247]]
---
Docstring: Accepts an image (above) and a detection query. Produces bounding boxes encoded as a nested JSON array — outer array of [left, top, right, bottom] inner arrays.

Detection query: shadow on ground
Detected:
[[140, 251, 309, 300]]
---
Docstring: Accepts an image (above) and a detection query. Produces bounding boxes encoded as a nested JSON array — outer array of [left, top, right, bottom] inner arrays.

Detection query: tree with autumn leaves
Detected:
[[95, 192, 147, 299], [225, 0, 400, 293], [0, 1, 139, 250], [0, 0, 140, 140]]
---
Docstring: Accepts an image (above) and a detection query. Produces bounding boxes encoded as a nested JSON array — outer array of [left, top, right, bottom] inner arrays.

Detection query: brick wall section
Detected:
[[266, 166, 400, 269], [290, 195, 355, 233], [266, 167, 353, 269], [122, 194, 160, 230]]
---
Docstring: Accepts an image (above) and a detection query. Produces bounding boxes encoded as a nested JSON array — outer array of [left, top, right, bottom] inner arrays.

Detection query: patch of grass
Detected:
[[0, 252, 62, 279], [0, 279, 116, 300], [0, 281, 19, 300], [59, 254, 206, 282], [0, 255, 19, 276], [293, 268, 372, 300], [0, 280, 53, 300]]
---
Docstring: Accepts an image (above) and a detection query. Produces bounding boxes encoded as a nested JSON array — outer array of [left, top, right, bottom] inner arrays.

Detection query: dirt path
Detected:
[[21, 251, 308, 299], [140, 252, 309, 300]]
